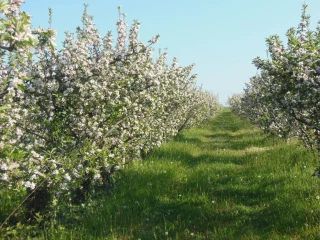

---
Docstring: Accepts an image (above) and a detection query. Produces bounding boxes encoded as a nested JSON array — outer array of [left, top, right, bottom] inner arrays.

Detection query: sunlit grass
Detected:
[[2, 108, 320, 239]]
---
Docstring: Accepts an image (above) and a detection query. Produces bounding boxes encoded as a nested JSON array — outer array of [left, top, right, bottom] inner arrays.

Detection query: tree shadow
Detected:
[[172, 134, 203, 144]]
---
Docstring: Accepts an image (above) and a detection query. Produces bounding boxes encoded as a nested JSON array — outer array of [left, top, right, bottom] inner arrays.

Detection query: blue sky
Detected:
[[21, 0, 320, 105]]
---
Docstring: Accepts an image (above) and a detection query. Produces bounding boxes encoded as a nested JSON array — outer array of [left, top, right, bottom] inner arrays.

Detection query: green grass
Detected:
[[3, 108, 320, 239]]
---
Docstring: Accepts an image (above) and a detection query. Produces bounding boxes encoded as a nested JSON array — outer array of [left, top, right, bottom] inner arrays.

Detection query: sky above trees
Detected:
[[21, 0, 320, 104]]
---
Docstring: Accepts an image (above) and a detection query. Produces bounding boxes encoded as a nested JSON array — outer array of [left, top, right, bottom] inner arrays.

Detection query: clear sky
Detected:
[[21, 0, 320, 105]]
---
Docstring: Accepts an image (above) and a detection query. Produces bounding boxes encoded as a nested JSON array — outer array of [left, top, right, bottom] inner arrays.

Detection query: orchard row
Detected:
[[0, 0, 222, 212], [228, 4, 320, 172]]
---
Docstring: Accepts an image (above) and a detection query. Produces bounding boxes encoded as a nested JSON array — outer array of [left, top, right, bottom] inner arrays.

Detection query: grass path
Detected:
[[8, 108, 320, 239]]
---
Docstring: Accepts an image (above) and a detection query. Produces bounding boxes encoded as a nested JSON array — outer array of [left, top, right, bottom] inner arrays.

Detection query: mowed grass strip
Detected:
[[8, 108, 320, 239]]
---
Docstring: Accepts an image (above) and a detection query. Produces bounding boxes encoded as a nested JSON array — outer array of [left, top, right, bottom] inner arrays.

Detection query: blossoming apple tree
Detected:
[[229, 4, 320, 171], [0, 0, 222, 218]]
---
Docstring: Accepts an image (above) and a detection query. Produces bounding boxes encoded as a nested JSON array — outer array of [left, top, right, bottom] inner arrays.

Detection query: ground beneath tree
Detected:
[[4, 108, 320, 239]]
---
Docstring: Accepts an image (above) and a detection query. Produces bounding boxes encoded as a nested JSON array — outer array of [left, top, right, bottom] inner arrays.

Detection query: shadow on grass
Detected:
[[210, 110, 254, 133], [170, 132, 279, 154], [148, 146, 251, 168], [170, 111, 282, 153], [173, 134, 203, 144]]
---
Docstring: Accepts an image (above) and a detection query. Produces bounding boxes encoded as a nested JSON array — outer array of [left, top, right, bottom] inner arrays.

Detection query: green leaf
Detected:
[[0, 105, 9, 113], [17, 83, 25, 91]]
